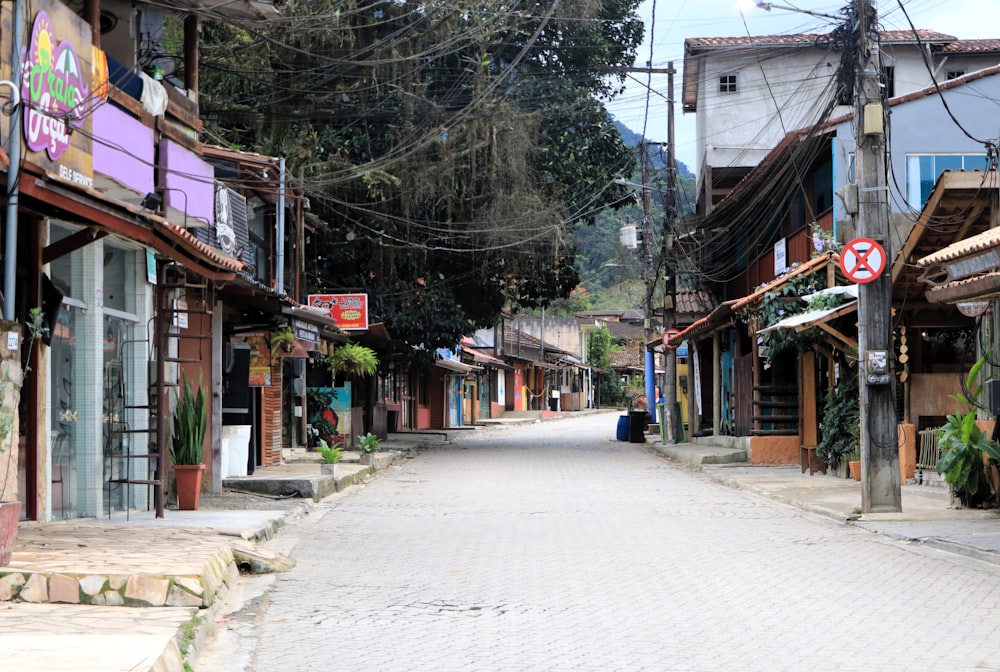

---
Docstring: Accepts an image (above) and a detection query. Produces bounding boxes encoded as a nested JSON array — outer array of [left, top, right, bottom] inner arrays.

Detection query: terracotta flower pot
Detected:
[[174, 464, 206, 510], [0, 500, 21, 566], [849, 460, 861, 481]]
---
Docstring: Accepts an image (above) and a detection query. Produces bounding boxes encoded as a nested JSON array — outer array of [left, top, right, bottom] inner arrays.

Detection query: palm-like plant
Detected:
[[937, 355, 1000, 507], [171, 374, 207, 465], [326, 343, 379, 377]]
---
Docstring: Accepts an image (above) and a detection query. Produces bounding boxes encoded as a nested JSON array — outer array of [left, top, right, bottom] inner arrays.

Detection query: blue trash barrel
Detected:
[[616, 415, 630, 441]]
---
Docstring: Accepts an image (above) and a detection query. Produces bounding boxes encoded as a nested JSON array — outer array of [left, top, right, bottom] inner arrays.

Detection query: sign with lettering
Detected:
[[14, 3, 93, 184], [308, 293, 369, 331]]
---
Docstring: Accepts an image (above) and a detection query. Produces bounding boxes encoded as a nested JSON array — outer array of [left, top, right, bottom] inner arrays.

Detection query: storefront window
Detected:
[[48, 224, 147, 519]]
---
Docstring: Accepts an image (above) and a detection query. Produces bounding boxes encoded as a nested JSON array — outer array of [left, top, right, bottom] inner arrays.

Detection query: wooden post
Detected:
[[856, 0, 901, 512], [664, 62, 680, 443]]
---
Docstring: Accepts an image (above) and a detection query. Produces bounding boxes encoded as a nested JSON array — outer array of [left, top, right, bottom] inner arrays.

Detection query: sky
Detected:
[[605, 0, 1000, 172]]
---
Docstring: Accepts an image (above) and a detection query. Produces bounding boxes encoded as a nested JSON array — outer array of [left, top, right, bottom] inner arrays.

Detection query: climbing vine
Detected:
[[742, 270, 831, 370], [817, 360, 860, 467]]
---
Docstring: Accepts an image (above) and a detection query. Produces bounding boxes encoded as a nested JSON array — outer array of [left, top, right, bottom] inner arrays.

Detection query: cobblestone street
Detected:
[[196, 412, 1000, 671]]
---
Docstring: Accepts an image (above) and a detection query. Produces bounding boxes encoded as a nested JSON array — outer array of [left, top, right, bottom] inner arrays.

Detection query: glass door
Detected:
[[50, 304, 79, 519]]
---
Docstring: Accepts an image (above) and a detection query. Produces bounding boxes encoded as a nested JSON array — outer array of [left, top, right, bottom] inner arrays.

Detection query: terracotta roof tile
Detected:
[[936, 39, 1000, 54], [880, 29, 956, 43], [916, 222, 1000, 268], [675, 290, 718, 317], [686, 29, 957, 54], [731, 251, 840, 311], [685, 34, 827, 52], [160, 222, 243, 272]]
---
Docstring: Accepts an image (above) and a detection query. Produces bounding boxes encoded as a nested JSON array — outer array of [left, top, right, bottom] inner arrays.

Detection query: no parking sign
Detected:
[[662, 328, 680, 349], [839, 238, 886, 283]]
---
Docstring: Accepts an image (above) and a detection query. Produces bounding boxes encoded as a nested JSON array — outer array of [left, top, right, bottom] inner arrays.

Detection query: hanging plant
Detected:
[[743, 271, 833, 370], [270, 326, 297, 353], [326, 343, 379, 377]]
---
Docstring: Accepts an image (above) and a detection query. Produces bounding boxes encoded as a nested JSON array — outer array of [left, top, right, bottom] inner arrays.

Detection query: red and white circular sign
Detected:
[[839, 237, 886, 283], [662, 328, 680, 349]]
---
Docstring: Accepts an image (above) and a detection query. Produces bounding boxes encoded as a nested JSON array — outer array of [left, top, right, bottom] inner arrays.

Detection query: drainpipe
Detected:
[[275, 158, 286, 294], [3, 0, 24, 321]]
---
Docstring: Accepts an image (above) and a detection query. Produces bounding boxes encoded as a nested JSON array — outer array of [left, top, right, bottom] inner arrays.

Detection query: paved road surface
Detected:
[[196, 412, 1000, 671]]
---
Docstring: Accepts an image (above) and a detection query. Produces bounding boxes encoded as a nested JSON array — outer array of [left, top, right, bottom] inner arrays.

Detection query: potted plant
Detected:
[[847, 449, 861, 481], [0, 308, 42, 566], [270, 326, 297, 353], [170, 374, 208, 510], [936, 355, 1000, 508], [357, 432, 380, 465], [326, 343, 379, 378], [817, 361, 860, 472], [316, 439, 344, 477]]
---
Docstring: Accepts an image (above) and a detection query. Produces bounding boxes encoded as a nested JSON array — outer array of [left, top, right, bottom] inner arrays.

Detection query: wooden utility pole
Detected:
[[641, 143, 656, 419], [855, 0, 901, 512], [663, 62, 679, 442]]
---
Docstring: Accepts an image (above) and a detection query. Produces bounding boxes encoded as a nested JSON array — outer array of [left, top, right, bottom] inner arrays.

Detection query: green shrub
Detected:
[[357, 432, 379, 454], [316, 440, 344, 464], [937, 355, 1000, 507]]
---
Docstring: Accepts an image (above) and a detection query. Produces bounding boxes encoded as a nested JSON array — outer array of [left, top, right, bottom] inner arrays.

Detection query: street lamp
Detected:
[[743, 0, 842, 20]]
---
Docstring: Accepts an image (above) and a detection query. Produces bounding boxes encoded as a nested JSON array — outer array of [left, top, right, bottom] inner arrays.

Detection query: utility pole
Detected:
[[663, 62, 679, 443], [855, 0, 900, 512], [641, 143, 656, 422]]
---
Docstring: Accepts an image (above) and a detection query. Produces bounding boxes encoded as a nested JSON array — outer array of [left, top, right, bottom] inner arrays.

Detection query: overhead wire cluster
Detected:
[[652, 0, 1000, 292]]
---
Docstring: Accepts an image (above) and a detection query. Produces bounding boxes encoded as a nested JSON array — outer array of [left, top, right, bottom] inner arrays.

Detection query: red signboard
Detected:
[[308, 294, 369, 330]]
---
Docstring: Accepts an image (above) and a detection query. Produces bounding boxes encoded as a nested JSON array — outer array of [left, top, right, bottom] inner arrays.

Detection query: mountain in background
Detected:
[[538, 117, 699, 317], [613, 119, 694, 180]]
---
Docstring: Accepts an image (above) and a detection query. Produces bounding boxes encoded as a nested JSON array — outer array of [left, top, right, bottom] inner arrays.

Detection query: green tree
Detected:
[[192, 0, 644, 359], [587, 323, 624, 407]]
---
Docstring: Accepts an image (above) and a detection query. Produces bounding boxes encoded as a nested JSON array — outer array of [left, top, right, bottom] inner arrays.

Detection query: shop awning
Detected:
[[282, 304, 338, 330], [25, 172, 239, 281], [916, 223, 1000, 303], [434, 358, 481, 374], [759, 301, 859, 351], [904, 170, 999, 304], [462, 346, 514, 370]]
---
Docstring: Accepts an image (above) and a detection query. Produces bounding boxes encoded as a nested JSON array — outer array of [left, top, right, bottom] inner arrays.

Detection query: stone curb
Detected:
[[708, 474, 853, 523]]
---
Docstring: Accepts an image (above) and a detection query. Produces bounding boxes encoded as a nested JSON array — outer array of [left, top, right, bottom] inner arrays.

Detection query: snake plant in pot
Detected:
[[171, 374, 208, 510]]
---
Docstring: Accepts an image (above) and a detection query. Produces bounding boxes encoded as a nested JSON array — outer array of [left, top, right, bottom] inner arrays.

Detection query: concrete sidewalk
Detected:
[[5, 426, 1000, 671], [655, 441, 1000, 566], [0, 431, 437, 672]]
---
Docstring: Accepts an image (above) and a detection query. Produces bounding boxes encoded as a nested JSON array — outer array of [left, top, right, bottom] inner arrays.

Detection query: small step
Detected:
[[283, 447, 324, 464]]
